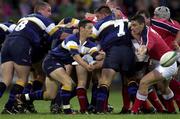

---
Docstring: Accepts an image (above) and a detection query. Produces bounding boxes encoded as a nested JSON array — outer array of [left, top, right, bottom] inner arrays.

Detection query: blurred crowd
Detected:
[[0, 0, 180, 23]]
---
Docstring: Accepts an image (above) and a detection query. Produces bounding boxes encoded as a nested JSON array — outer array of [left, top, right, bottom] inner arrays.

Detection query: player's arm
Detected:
[[65, 40, 94, 71], [73, 54, 94, 71]]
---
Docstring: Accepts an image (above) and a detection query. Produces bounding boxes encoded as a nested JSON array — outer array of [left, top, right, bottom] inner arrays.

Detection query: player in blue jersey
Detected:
[[0, 21, 16, 48], [0, 1, 62, 114], [15, 19, 102, 114], [92, 6, 135, 113], [50, 17, 80, 113], [51, 17, 80, 49]]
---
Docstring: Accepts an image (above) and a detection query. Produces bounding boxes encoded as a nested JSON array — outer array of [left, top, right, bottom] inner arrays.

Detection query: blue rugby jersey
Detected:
[[9, 12, 62, 46], [50, 34, 98, 64], [92, 14, 132, 51], [0, 22, 16, 43]]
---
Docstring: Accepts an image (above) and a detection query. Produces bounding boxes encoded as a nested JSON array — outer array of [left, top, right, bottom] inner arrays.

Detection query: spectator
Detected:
[[0, 0, 13, 21]]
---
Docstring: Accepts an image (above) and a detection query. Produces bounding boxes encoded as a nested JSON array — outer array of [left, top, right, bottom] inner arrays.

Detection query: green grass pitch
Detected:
[[0, 90, 179, 119]]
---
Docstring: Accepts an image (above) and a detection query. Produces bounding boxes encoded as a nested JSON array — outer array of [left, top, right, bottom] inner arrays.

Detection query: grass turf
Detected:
[[0, 90, 179, 119]]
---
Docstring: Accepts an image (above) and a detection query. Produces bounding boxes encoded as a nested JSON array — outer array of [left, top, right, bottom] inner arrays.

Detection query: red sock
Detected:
[[143, 100, 151, 110], [131, 98, 145, 113], [148, 90, 164, 112], [122, 85, 130, 110], [104, 98, 108, 112], [131, 92, 147, 113], [76, 88, 89, 112], [170, 79, 180, 109], [175, 99, 180, 109], [173, 85, 180, 109], [163, 98, 175, 113]]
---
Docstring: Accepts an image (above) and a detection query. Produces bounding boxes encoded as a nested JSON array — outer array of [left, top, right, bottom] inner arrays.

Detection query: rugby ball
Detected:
[[160, 51, 177, 67]]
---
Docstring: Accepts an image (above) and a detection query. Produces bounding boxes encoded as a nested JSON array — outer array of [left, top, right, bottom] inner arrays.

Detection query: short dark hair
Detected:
[[94, 5, 112, 15], [130, 14, 145, 24], [34, 1, 50, 13], [78, 19, 92, 29], [136, 10, 150, 18]]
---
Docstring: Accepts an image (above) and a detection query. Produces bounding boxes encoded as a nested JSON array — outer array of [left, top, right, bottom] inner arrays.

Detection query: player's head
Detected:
[[154, 6, 170, 20], [78, 19, 94, 37], [130, 14, 145, 35], [94, 5, 112, 21], [136, 10, 151, 26], [106, 0, 118, 9], [34, 1, 51, 18]]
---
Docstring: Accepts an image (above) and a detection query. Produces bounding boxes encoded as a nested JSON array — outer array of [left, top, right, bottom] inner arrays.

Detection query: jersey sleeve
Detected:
[[62, 40, 79, 56], [89, 47, 99, 59], [92, 26, 99, 39], [141, 27, 155, 51], [86, 41, 99, 59]]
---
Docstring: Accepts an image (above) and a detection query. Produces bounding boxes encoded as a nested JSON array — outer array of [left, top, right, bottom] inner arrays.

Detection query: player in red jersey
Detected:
[[136, 8, 180, 112], [152, 6, 180, 112], [130, 14, 177, 114], [151, 6, 180, 50]]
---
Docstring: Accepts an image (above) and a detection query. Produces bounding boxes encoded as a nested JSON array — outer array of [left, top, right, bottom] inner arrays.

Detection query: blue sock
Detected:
[[61, 89, 72, 114], [5, 84, 24, 110], [0, 82, 6, 98], [32, 80, 43, 92], [51, 88, 62, 106], [28, 90, 44, 101], [70, 87, 76, 99], [96, 86, 108, 112], [91, 84, 98, 106], [128, 82, 138, 103], [23, 83, 32, 94]]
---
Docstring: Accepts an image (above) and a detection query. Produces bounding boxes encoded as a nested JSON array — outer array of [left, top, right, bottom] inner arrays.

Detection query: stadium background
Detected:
[[0, 0, 179, 23]]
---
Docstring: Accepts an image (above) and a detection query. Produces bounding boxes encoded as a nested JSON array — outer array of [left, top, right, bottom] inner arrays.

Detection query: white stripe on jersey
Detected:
[[18, 17, 46, 30], [153, 19, 180, 31], [62, 41, 78, 50], [46, 23, 56, 33], [18, 17, 55, 34], [93, 20, 114, 36], [8, 24, 16, 33], [0, 24, 9, 31], [93, 19, 129, 37], [88, 47, 98, 54], [79, 46, 90, 54]]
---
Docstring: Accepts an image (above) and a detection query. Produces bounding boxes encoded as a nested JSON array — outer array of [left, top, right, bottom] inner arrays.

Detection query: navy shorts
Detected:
[[1, 36, 32, 66], [42, 54, 65, 76], [103, 45, 135, 76]]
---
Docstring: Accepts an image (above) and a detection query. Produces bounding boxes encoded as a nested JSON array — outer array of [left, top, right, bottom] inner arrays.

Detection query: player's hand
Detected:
[[96, 51, 105, 61], [58, 19, 64, 25], [86, 64, 94, 71], [173, 40, 180, 51], [73, 29, 79, 34]]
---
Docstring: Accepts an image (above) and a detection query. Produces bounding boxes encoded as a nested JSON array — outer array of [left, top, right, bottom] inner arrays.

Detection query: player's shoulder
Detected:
[[152, 18, 167, 22], [27, 13, 53, 24], [170, 19, 180, 28], [65, 34, 78, 43], [85, 39, 97, 47], [94, 14, 114, 29]]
